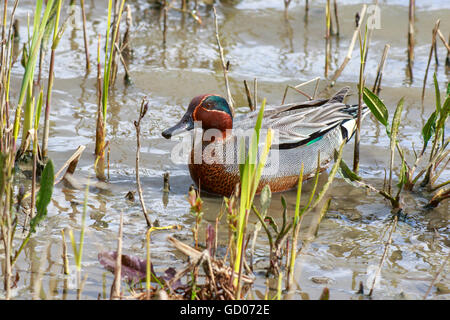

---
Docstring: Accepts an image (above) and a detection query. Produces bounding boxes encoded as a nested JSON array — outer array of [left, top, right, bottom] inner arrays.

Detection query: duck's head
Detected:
[[162, 94, 233, 139]]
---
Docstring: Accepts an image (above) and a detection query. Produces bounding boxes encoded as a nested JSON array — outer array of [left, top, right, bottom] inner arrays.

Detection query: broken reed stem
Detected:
[[114, 42, 131, 82], [285, 77, 320, 104], [281, 85, 313, 105], [372, 44, 390, 94], [369, 215, 398, 297], [330, 5, 367, 85], [122, 4, 133, 60], [436, 29, 450, 54], [423, 252, 450, 299], [134, 100, 152, 227], [213, 6, 235, 116], [95, 32, 106, 180], [111, 211, 123, 300], [243, 80, 255, 111], [284, 0, 292, 20], [421, 20, 440, 105], [163, 172, 170, 192], [407, 0, 415, 74], [333, 0, 340, 36], [253, 78, 258, 108], [163, 0, 167, 46], [447, 33, 450, 68], [80, 0, 90, 72], [61, 229, 69, 275]]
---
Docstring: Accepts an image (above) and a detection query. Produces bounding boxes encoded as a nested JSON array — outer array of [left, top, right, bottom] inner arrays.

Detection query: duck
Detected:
[[162, 87, 367, 196]]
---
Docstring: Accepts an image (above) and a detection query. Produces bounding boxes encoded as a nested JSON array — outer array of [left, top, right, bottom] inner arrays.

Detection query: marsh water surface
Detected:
[[4, 0, 449, 299]]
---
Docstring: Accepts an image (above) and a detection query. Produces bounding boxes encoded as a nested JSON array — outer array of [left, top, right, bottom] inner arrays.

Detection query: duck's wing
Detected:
[[234, 87, 359, 147]]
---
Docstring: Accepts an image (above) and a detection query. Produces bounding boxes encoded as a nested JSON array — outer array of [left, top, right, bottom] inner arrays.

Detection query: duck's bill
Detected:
[[162, 117, 194, 139]]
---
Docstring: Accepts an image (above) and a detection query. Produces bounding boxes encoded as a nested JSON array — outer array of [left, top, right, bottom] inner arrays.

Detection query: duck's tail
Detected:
[[340, 104, 370, 142]]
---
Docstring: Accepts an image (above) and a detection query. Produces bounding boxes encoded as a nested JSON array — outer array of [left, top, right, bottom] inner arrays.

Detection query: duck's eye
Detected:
[[202, 100, 213, 110]]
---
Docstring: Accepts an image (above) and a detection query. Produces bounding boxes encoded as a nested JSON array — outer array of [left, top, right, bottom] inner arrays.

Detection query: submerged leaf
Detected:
[[162, 267, 186, 291], [98, 251, 154, 284], [31, 159, 54, 233]]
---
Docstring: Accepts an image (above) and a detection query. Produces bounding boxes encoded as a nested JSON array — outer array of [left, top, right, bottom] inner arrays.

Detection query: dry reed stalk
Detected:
[[80, 0, 90, 72], [111, 212, 123, 300], [369, 215, 398, 296], [436, 29, 450, 53], [253, 78, 258, 108], [54, 145, 86, 184], [163, 172, 170, 192], [122, 5, 133, 60], [407, 0, 415, 78], [213, 6, 235, 116], [421, 20, 440, 105], [281, 86, 312, 105], [163, 0, 168, 46], [114, 42, 131, 83], [134, 100, 152, 227], [333, 0, 340, 36], [95, 33, 106, 180], [330, 5, 367, 85], [372, 44, 390, 94], [61, 229, 70, 275], [243, 80, 255, 111], [447, 34, 450, 68], [284, 0, 292, 20], [423, 252, 450, 299]]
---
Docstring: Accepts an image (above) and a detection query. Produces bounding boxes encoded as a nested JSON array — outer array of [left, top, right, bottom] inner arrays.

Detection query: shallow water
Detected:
[[2, 0, 449, 300]]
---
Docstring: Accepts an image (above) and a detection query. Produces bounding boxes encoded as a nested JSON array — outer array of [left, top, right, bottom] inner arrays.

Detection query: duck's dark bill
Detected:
[[162, 116, 194, 139]]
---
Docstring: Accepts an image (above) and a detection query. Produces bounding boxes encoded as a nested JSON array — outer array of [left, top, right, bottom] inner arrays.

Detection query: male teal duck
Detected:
[[162, 87, 367, 196]]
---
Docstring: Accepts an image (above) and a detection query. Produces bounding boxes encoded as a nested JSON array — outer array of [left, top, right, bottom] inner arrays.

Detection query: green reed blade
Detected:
[[363, 87, 389, 133]]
